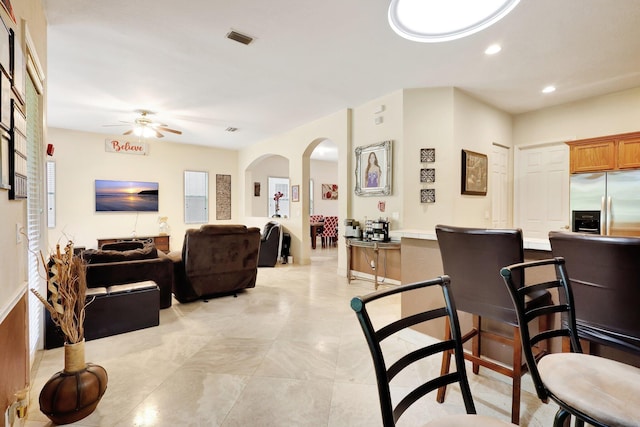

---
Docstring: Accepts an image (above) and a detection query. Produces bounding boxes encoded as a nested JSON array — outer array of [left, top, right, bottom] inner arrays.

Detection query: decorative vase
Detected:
[[39, 340, 108, 425]]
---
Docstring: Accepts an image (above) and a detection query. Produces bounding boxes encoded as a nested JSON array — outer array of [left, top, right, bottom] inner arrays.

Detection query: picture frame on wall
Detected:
[[355, 140, 392, 196], [291, 184, 299, 202], [461, 149, 488, 196]]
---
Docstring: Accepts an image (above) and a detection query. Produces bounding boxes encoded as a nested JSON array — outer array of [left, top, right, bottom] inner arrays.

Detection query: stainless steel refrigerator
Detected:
[[570, 170, 640, 237]]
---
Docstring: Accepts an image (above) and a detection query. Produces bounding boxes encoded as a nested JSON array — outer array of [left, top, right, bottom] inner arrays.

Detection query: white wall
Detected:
[[47, 128, 239, 252], [310, 159, 339, 216], [514, 87, 640, 145], [238, 109, 351, 269], [452, 90, 513, 226], [351, 90, 404, 228], [0, 1, 47, 321], [350, 87, 513, 234], [247, 155, 289, 217]]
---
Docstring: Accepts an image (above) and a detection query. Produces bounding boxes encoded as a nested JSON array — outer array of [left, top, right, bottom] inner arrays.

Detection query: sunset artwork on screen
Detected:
[[95, 180, 159, 212]]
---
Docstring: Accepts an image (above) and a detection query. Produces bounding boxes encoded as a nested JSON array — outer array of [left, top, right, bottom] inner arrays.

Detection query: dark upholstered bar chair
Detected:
[[549, 231, 640, 355], [500, 257, 640, 427], [435, 225, 552, 424], [351, 276, 512, 427]]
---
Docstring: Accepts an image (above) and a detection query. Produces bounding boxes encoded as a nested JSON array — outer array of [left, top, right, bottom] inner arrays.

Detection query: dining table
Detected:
[[310, 222, 324, 249]]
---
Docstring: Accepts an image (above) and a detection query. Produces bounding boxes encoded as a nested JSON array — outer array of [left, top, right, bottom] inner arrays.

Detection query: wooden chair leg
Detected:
[[472, 315, 481, 374], [511, 326, 522, 425], [436, 317, 453, 403]]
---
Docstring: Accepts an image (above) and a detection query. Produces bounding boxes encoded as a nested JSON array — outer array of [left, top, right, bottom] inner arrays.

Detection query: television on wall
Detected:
[[95, 180, 159, 212]]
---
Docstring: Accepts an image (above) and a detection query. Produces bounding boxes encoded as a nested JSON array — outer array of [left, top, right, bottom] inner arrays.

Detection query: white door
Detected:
[[516, 143, 570, 239], [491, 145, 509, 228]]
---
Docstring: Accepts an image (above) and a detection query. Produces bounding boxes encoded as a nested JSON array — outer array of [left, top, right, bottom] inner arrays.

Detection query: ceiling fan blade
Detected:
[[123, 129, 133, 136], [157, 126, 182, 135], [153, 129, 164, 138]]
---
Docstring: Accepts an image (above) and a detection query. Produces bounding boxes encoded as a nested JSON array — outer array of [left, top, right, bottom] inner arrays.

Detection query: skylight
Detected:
[[388, 0, 520, 43]]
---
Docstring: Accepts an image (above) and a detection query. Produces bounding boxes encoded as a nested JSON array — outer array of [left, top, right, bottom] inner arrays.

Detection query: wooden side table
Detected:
[[346, 238, 401, 289], [97, 235, 170, 252]]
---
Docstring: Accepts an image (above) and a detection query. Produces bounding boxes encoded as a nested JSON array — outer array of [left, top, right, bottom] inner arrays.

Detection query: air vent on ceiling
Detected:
[[225, 127, 238, 132], [226, 31, 253, 45]]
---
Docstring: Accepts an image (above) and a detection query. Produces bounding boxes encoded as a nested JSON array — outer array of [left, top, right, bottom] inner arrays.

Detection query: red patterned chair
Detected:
[[321, 216, 338, 247]]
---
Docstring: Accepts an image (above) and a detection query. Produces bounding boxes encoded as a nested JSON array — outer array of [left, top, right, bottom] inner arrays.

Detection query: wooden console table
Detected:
[[346, 238, 401, 289], [97, 235, 170, 252]]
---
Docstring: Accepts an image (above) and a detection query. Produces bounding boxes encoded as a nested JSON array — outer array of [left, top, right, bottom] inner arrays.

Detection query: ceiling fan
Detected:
[[104, 109, 182, 138]]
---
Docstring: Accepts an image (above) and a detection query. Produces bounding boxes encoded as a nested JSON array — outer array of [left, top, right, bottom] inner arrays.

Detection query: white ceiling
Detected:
[[43, 0, 640, 157]]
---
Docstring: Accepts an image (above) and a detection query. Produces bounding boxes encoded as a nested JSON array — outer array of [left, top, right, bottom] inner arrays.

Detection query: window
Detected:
[[184, 171, 208, 223], [268, 176, 289, 218], [47, 161, 55, 227], [309, 179, 314, 215]]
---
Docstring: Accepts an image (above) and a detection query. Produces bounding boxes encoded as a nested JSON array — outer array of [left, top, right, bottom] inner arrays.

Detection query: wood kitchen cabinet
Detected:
[[618, 136, 640, 169], [567, 131, 640, 173]]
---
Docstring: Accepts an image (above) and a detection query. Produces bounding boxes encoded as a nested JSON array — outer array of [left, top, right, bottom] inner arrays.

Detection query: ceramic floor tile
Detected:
[[26, 248, 556, 426]]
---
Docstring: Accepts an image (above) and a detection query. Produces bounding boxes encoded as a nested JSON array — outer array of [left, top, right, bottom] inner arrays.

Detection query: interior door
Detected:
[[516, 143, 570, 239], [491, 144, 509, 228]]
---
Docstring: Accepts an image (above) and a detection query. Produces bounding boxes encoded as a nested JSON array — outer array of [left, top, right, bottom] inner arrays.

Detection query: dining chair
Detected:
[[351, 276, 513, 427], [500, 257, 640, 427], [548, 231, 640, 355], [435, 224, 552, 425], [309, 215, 324, 248], [321, 215, 338, 247]]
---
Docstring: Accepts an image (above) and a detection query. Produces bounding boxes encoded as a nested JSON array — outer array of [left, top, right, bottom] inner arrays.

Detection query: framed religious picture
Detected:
[[355, 140, 392, 196], [291, 184, 299, 202], [461, 149, 488, 195]]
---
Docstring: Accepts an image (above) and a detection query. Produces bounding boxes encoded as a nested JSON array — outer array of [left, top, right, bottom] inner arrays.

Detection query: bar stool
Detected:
[[351, 276, 513, 427], [435, 224, 552, 425], [549, 231, 640, 355], [501, 257, 640, 427]]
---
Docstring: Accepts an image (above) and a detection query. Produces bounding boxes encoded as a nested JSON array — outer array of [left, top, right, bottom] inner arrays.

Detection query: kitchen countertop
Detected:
[[390, 229, 551, 251]]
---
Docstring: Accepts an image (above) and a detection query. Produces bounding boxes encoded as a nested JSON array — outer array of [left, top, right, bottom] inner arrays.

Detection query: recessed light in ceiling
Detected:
[[485, 44, 502, 55], [388, 0, 521, 43], [542, 86, 556, 94]]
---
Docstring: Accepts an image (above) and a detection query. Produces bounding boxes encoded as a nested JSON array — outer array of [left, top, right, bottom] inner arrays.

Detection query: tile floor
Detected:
[[26, 247, 558, 426]]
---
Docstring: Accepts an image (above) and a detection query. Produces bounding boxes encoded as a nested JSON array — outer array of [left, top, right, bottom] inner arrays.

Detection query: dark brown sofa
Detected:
[[82, 243, 173, 309], [168, 224, 261, 302]]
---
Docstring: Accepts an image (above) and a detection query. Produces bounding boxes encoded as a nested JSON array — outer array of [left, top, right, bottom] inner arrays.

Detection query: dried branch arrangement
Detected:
[[31, 242, 88, 344]]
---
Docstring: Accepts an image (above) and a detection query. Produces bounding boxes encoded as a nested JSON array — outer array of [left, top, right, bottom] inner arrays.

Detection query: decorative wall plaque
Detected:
[[420, 168, 435, 183], [420, 148, 435, 163]]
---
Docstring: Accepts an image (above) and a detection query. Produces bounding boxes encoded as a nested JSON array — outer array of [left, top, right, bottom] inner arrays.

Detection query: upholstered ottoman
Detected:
[[45, 281, 160, 349]]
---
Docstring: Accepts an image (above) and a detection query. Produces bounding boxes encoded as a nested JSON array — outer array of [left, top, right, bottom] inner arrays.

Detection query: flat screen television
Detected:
[[95, 180, 159, 212]]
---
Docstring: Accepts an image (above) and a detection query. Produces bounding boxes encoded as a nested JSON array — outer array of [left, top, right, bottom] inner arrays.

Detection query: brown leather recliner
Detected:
[[258, 221, 282, 267], [169, 224, 261, 303], [549, 231, 640, 355]]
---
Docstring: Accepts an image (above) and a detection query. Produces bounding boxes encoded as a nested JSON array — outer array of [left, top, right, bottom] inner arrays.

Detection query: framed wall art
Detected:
[[291, 184, 299, 202], [461, 149, 488, 196], [355, 140, 392, 196], [321, 183, 338, 200]]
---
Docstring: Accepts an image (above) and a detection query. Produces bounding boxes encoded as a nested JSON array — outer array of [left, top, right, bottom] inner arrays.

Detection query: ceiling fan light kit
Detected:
[[104, 109, 182, 139]]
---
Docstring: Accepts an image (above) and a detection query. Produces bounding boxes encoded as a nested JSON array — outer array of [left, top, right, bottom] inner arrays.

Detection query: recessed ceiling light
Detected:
[[388, 0, 521, 43], [542, 86, 556, 94], [485, 44, 502, 55]]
